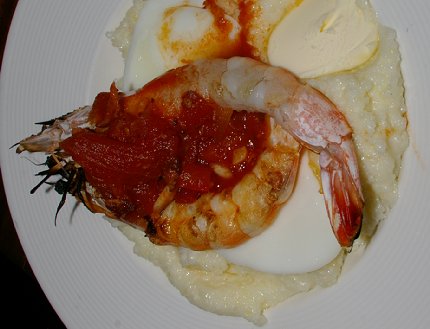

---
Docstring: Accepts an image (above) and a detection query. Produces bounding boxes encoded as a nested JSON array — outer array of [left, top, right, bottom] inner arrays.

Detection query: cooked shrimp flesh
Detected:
[[16, 57, 363, 248]]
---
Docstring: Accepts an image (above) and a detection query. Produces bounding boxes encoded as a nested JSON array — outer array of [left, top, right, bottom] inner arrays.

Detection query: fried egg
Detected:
[[122, 0, 343, 274], [119, 0, 380, 274]]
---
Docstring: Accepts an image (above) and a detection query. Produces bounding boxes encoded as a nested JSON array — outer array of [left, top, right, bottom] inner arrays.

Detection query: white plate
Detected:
[[1, 0, 430, 328]]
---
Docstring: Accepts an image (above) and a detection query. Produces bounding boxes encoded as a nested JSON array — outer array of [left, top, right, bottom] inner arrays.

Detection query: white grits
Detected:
[[108, 0, 408, 325]]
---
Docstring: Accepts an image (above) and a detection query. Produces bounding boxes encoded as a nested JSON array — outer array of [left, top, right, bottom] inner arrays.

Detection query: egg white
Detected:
[[217, 152, 340, 274]]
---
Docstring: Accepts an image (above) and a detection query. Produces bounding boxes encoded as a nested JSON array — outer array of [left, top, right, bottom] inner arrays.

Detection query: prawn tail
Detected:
[[319, 141, 364, 248]]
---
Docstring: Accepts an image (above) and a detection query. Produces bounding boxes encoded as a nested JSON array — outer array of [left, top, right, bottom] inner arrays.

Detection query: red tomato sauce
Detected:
[[60, 1, 270, 220], [61, 85, 269, 219]]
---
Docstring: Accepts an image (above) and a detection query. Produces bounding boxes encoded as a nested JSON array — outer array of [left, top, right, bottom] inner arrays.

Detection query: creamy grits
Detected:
[[107, 0, 408, 325]]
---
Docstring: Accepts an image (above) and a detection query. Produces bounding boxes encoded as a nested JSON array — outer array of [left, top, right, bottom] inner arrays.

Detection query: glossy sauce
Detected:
[[61, 84, 268, 220]]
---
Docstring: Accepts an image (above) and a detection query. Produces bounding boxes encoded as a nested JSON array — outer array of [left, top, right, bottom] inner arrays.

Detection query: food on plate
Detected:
[[105, 0, 408, 322], [17, 56, 363, 249], [16, 0, 409, 325]]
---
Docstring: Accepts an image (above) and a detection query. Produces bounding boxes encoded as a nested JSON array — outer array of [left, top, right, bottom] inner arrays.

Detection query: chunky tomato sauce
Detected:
[[61, 85, 268, 218], [60, 2, 269, 220]]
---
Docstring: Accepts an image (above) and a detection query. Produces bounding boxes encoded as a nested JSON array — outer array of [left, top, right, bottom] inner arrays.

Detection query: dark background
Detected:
[[1, 1, 66, 327]]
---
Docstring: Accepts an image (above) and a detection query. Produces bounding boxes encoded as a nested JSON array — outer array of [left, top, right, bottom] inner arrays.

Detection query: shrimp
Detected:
[[16, 57, 363, 248]]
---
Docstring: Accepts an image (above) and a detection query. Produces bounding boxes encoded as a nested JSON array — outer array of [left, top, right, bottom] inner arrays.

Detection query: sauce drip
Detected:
[[61, 84, 268, 220], [204, 0, 256, 58], [237, 0, 260, 58]]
